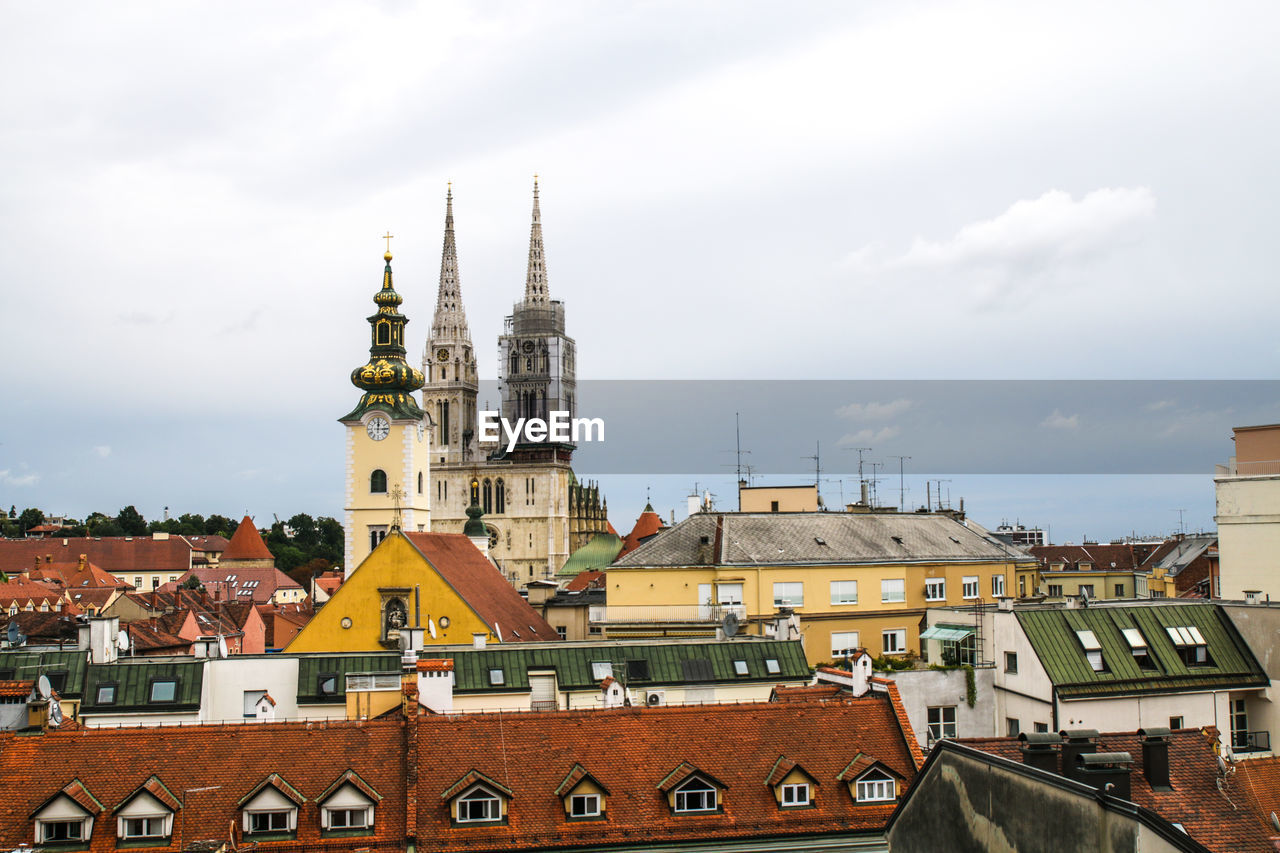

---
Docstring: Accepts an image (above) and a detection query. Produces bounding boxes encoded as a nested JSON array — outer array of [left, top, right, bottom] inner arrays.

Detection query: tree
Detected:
[[17, 508, 44, 534], [8, 505, 15, 519], [287, 513, 319, 549], [317, 517, 344, 564], [176, 513, 206, 535], [272, 543, 307, 572], [117, 505, 148, 536], [205, 515, 236, 538]]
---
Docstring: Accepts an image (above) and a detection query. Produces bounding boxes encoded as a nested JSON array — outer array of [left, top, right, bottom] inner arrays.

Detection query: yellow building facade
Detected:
[[606, 512, 1038, 666]]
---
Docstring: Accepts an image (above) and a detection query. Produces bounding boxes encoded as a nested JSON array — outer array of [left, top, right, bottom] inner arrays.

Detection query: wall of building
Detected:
[[1216, 476, 1280, 599], [992, 610, 1056, 734], [200, 656, 300, 722], [739, 486, 819, 513], [344, 418, 431, 574], [886, 665, 997, 749], [1057, 692, 1226, 736]]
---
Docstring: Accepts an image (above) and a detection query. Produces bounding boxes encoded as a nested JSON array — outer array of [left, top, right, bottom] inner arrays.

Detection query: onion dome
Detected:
[[340, 244, 427, 422]]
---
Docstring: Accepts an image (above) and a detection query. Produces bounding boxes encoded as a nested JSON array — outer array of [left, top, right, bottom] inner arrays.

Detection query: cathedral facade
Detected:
[[419, 181, 609, 585]]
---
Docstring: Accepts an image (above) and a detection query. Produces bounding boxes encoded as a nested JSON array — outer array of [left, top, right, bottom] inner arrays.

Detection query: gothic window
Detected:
[[495, 479, 505, 514], [417, 471, 423, 494], [483, 479, 492, 514], [370, 470, 387, 494], [442, 401, 450, 440], [441, 367, 447, 381], [510, 351, 519, 375], [377, 323, 390, 345], [525, 357, 533, 372], [540, 350, 549, 372]]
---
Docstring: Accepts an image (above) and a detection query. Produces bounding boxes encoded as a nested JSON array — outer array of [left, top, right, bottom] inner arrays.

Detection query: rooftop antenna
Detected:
[[890, 456, 911, 511], [804, 441, 822, 490], [868, 462, 884, 507], [1173, 509, 1186, 537], [723, 413, 752, 509]]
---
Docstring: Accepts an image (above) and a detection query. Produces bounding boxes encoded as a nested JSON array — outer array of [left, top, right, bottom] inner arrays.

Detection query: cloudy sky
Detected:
[[2, 1, 1277, 542]]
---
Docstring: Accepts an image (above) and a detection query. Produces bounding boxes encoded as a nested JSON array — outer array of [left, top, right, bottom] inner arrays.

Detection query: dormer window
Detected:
[[443, 771, 511, 826], [149, 678, 178, 703], [31, 780, 102, 848], [673, 778, 717, 813], [457, 786, 502, 823], [781, 783, 810, 806], [767, 757, 818, 810], [556, 763, 608, 821], [855, 768, 896, 802], [238, 775, 303, 838], [1075, 630, 1106, 672], [1167, 626, 1210, 665], [318, 771, 380, 835], [114, 776, 180, 843]]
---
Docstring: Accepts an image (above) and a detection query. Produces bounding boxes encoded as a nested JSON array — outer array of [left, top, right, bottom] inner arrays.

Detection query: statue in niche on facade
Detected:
[[385, 598, 407, 641]]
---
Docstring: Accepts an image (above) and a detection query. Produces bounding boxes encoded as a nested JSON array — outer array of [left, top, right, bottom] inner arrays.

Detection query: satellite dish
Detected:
[[116, 630, 130, 652], [217, 635, 229, 658], [37, 675, 51, 699], [495, 623, 503, 642], [6, 621, 24, 647], [48, 696, 63, 726], [427, 618, 437, 640], [1271, 812, 1280, 833], [722, 611, 740, 638]]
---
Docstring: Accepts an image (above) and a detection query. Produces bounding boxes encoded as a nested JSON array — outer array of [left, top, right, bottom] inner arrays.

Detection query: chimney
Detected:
[[1245, 590, 1262, 605], [1059, 729, 1099, 781], [1139, 727, 1172, 791], [1018, 731, 1062, 774], [472, 633, 487, 649], [1074, 752, 1133, 800], [997, 596, 1015, 612], [77, 554, 87, 571]]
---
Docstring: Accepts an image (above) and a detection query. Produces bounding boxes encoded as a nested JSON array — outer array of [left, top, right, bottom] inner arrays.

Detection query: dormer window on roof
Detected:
[[1121, 627, 1157, 669], [318, 771, 381, 834], [239, 774, 304, 837], [556, 764, 609, 821], [766, 757, 818, 809], [148, 678, 178, 703], [855, 768, 896, 802], [658, 763, 725, 815], [1167, 626, 1210, 665], [443, 772, 513, 826], [31, 780, 102, 847], [114, 776, 181, 843], [1075, 630, 1106, 672]]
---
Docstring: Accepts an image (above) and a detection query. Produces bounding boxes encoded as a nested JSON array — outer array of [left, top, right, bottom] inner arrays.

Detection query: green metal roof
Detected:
[[1016, 604, 1268, 699], [296, 652, 400, 704], [0, 649, 89, 699], [81, 659, 205, 713], [419, 640, 810, 693], [556, 533, 624, 577]]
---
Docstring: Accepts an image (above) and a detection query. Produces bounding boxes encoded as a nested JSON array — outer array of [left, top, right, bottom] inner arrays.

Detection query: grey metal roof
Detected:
[[1147, 537, 1216, 575], [613, 512, 1029, 568]]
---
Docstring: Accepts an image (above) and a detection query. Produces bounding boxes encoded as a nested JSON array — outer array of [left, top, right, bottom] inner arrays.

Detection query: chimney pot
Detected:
[[1138, 727, 1173, 791]]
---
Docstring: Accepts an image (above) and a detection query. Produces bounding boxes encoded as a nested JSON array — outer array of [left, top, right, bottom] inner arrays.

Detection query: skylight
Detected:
[[1120, 628, 1146, 649], [1075, 630, 1101, 651], [1166, 626, 1205, 647]]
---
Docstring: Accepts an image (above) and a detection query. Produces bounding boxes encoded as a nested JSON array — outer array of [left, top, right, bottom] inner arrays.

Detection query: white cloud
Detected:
[[93, 445, 111, 458], [0, 469, 39, 487], [1145, 399, 1176, 411], [836, 399, 913, 421], [844, 187, 1156, 303], [837, 426, 901, 446], [1040, 410, 1080, 430]]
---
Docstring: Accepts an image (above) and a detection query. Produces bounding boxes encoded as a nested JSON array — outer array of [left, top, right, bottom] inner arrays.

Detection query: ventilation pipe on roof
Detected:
[[1059, 729, 1099, 781], [1075, 752, 1133, 800], [1018, 732, 1062, 774]]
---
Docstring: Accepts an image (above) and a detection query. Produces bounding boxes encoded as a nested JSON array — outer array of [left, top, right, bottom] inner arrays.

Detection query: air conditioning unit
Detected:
[[645, 690, 665, 707]]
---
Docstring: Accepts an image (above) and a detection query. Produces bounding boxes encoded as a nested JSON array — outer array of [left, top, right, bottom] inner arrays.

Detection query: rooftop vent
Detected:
[[1138, 727, 1172, 791], [1075, 752, 1133, 800]]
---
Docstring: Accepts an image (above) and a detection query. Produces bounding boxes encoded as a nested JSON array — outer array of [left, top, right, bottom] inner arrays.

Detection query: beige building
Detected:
[[1216, 423, 1280, 599], [738, 484, 820, 513], [605, 511, 1037, 665]]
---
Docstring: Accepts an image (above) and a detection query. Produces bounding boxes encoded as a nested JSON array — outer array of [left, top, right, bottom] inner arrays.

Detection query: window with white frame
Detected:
[[121, 816, 166, 839], [962, 576, 979, 599], [241, 784, 299, 835], [992, 574, 1005, 597], [780, 783, 810, 807], [773, 582, 804, 607], [456, 786, 503, 823], [673, 778, 717, 813], [717, 582, 744, 606], [925, 578, 946, 601], [116, 791, 174, 841], [321, 782, 376, 832], [248, 811, 290, 834], [830, 580, 858, 605], [1076, 629, 1106, 672], [881, 578, 905, 603], [39, 819, 88, 843], [569, 793, 601, 817], [855, 769, 895, 802], [831, 631, 860, 658], [733, 660, 749, 676], [927, 706, 957, 742], [882, 629, 906, 654]]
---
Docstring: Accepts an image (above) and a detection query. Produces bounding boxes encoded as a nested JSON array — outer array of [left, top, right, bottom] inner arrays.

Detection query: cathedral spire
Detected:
[[432, 183, 471, 342], [524, 175, 549, 304]]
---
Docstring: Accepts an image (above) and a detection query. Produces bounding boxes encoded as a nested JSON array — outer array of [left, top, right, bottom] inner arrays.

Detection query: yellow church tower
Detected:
[[340, 237, 431, 575]]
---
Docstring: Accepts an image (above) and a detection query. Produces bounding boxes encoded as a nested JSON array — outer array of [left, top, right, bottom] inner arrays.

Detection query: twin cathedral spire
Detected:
[[421, 179, 576, 465]]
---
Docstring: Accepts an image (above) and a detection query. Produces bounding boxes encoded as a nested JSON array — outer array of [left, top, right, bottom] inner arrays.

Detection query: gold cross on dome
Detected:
[[383, 232, 394, 253]]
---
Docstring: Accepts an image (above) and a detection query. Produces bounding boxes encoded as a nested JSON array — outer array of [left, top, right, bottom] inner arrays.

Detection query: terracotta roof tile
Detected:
[[221, 516, 276, 562], [959, 728, 1274, 853], [0, 680, 32, 699], [404, 533, 559, 642], [771, 684, 842, 702], [0, 537, 194, 577], [417, 659, 454, 672]]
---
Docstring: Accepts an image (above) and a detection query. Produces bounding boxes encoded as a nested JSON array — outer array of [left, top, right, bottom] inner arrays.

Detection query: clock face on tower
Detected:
[[366, 417, 390, 441], [436, 348, 449, 361]]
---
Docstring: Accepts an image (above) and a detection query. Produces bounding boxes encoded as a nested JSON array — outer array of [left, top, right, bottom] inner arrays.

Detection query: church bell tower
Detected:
[[339, 238, 431, 575]]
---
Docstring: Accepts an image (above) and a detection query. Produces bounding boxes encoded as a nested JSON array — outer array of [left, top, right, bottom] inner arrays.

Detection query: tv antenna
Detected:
[[1173, 509, 1186, 537], [723, 413, 753, 508], [889, 456, 911, 510], [803, 441, 822, 490], [868, 462, 884, 507]]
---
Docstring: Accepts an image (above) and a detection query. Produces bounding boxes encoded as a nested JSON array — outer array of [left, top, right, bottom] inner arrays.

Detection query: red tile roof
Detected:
[[0, 536, 194, 577], [221, 516, 275, 562], [0, 718, 408, 852], [1232, 756, 1280, 848], [416, 697, 918, 850], [619, 507, 667, 558], [0, 576, 64, 607], [771, 684, 842, 702], [404, 532, 560, 642], [0, 680, 32, 699], [29, 557, 131, 591], [959, 728, 1273, 853], [188, 565, 302, 604], [1029, 542, 1159, 572], [564, 569, 604, 591]]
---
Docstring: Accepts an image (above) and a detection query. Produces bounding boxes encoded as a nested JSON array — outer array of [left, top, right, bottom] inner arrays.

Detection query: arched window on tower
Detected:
[[370, 469, 387, 494], [483, 478, 492, 514], [377, 323, 390, 345], [541, 349, 549, 372], [418, 471, 424, 494], [510, 351, 519, 375], [442, 401, 450, 441], [495, 479, 505, 514]]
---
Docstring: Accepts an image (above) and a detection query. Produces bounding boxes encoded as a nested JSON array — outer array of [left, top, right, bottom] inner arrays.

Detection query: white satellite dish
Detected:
[[116, 630, 130, 652], [48, 696, 63, 726], [217, 635, 229, 658], [427, 618, 437, 640], [495, 622, 503, 642], [37, 675, 51, 699]]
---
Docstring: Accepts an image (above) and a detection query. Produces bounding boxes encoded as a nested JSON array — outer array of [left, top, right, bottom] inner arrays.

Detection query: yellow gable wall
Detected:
[[772, 768, 816, 805], [562, 778, 607, 816], [286, 533, 493, 653]]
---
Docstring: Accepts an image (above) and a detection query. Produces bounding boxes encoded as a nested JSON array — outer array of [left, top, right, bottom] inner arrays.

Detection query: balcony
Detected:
[[1234, 730, 1271, 754]]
